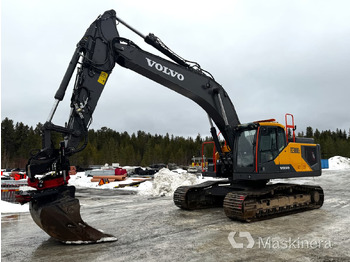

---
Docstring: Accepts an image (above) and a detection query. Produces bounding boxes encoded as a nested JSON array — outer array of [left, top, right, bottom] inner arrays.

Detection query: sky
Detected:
[[1, 0, 350, 138]]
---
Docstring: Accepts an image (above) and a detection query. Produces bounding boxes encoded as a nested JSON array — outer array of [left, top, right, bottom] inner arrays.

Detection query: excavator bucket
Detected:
[[28, 186, 117, 244]]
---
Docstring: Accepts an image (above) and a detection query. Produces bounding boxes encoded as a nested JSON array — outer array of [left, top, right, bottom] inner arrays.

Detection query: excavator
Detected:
[[17, 10, 324, 244]]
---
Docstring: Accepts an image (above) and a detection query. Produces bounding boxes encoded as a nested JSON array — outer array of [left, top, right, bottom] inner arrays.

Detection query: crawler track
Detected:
[[174, 181, 324, 222], [174, 180, 228, 210], [223, 184, 324, 221]]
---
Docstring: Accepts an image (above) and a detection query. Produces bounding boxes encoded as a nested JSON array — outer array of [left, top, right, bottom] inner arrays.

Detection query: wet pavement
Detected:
[[2, 170, 350, 262]]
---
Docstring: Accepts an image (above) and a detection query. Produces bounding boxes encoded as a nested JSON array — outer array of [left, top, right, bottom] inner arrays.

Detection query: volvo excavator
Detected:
[[17, 10, 324, 244]]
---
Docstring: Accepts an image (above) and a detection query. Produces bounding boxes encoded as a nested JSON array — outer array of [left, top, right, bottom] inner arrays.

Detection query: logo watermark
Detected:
[[228, 232, 254, 248], [228, 231, 333, 249]]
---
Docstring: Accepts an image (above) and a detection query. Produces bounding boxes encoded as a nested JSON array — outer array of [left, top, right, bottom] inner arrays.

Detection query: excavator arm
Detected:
[[20, 10, 240, 243]]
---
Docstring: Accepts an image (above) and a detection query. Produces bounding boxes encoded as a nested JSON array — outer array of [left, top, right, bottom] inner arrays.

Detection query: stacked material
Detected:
[[90, 174, 127, 182]]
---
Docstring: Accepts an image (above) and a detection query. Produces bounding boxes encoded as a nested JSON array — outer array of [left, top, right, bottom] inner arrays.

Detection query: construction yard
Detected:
[[1, 168, 350, 262]]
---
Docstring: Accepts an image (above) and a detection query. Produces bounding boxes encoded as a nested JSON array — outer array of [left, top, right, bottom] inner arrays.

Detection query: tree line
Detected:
[[1, 117, 349, 169], [1, 118, 210, 169]]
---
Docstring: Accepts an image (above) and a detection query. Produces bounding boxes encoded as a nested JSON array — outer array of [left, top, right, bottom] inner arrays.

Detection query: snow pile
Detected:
[[69, 172, 148, 190], [69, 172, 124, 189], [69, 168, 201, 196], [1, 200, 29, 213], [138, 168, 199, 197], [69, 172, 98, 188], [329, 156, 350, 170]]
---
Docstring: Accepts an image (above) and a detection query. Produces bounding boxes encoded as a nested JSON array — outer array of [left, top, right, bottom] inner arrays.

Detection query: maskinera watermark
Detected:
[[228, 232, 333, 249]]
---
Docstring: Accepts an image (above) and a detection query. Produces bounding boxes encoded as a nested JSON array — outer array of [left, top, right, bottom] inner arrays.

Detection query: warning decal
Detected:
[[98, 71, 108, 85]]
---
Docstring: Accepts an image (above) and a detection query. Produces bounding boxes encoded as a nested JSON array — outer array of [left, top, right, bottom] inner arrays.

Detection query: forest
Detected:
[[1, 117, 350, 169]]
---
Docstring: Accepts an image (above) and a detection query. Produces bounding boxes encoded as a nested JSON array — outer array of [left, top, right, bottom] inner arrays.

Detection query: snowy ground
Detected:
[[1, 157, 350, 261]]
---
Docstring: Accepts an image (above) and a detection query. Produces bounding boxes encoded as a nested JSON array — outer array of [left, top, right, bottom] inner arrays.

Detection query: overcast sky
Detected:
[[2, 0, 350, 138]]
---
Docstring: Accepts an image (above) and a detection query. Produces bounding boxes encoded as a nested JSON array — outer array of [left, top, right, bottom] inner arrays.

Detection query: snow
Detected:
[[1, 200, 29, 213], [138, 168, 199, 197], [69, 172, 99, 188], [328, 156, 350, 170], [63, 236, 118, 245], [69, 168, 202, 197], [68, 172, 148, 190]]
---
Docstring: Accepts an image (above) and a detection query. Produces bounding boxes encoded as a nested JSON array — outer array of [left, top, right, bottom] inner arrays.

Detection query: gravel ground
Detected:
[[1, 169, 350, 262]]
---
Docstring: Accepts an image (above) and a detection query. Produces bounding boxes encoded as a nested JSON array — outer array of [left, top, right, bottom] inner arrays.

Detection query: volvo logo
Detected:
[[145, 57, 184, 81], [279, 166, 290, 170]]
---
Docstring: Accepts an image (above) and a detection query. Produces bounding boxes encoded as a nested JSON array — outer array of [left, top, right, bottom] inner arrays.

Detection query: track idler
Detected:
[[18, 185, 117, 244]]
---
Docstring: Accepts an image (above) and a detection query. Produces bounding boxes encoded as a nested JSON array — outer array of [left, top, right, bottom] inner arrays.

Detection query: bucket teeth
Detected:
[[29, 186, 117, 244]]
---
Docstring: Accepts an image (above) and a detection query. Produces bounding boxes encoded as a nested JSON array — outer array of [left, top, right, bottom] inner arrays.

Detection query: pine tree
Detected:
[[314, 129, 320, 140], [306, 126, 313, 138], [1, 118, 15, 168]]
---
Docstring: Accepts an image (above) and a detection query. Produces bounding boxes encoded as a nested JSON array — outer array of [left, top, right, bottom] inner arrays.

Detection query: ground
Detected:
[[1, 169, 350, 262]]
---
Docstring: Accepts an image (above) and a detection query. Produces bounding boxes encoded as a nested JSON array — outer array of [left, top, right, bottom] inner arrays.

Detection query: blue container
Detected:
[[321, 159, 329, 169]]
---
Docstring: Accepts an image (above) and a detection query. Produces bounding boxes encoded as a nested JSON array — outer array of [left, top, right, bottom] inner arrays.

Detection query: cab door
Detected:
[[257, 126, 286, 173]]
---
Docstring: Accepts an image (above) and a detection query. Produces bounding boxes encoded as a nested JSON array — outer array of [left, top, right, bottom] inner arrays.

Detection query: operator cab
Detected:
[[234, 120, 286, 173], [231, 117, 321, 181]]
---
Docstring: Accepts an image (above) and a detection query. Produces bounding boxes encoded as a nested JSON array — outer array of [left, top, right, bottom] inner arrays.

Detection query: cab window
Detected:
[[237, 129, 256, 168], [259, 126, 286, 163]]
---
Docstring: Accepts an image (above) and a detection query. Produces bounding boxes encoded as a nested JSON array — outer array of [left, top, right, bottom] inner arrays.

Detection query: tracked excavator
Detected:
[[17, 10, 324, 243]]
